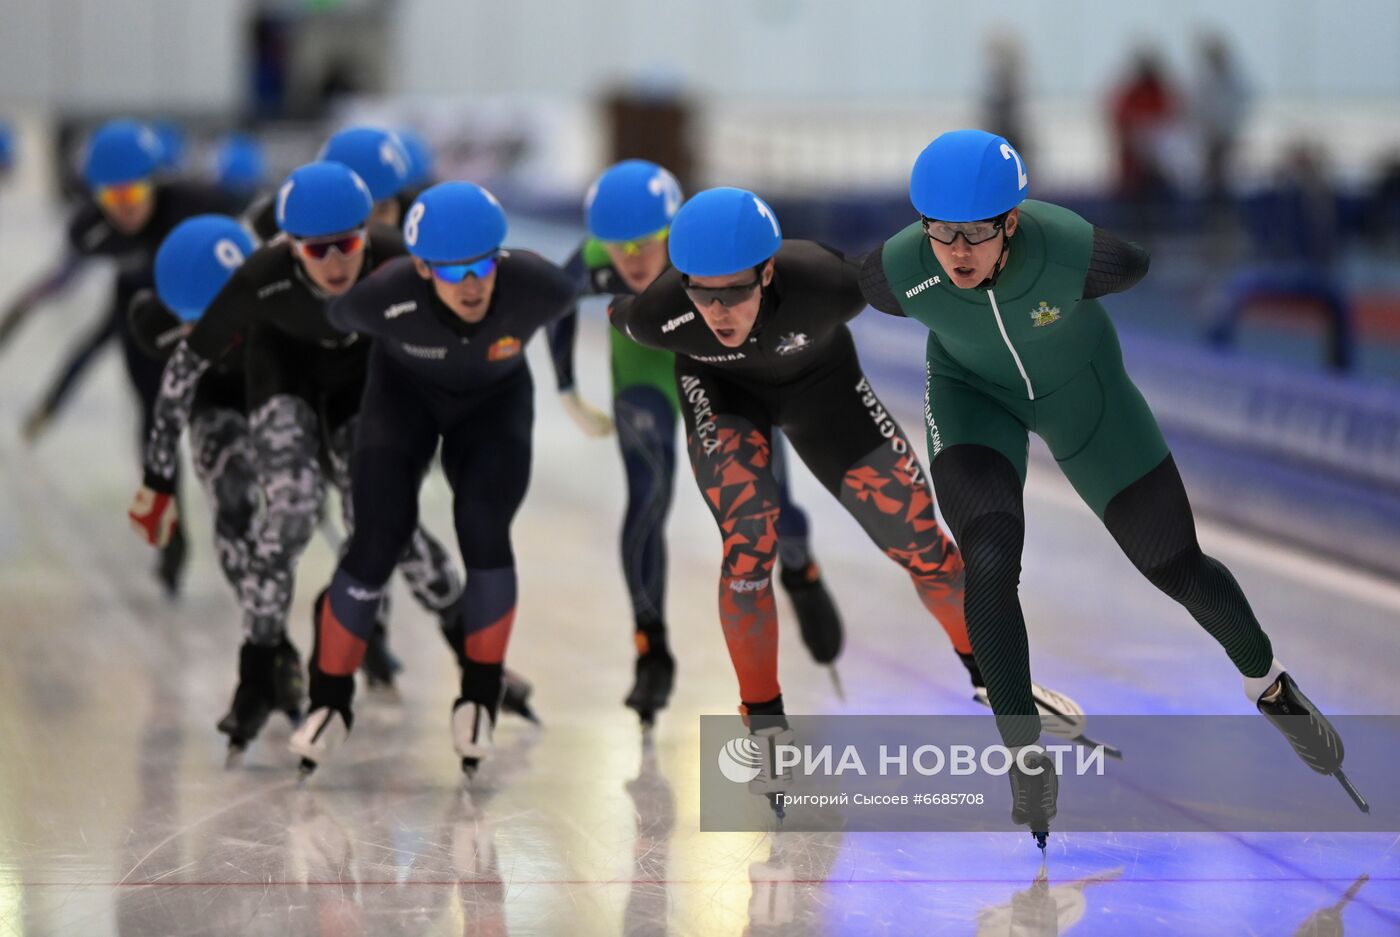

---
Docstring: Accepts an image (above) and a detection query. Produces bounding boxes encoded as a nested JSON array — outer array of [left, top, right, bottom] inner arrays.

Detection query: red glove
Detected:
[[128, 486, 179, 547]]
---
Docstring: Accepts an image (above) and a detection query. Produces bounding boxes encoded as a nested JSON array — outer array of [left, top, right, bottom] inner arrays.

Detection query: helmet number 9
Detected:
[[214, 238, 245, 270], [403, 202, 425, 246], [648, 171, 682, 218], [1000, 143, 1028, 191]]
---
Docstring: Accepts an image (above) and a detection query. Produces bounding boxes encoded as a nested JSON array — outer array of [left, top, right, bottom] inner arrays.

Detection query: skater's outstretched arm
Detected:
[[127, 290, 191, 360], [1083, 227, 1150, 299], [856, 248, 905, 316], [0, 253, 87, 351], [545, 244, 588, 394]]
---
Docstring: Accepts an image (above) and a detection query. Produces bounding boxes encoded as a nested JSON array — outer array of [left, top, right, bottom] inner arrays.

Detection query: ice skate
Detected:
[[779, 561, 843, 669], [1009, 746, 1058, 851], [289, 706, 351, 779], [501, 669, 540, 724], [974, 682, 1122, 759], [452, 698, 497, 778], [361, 620, 403, 696], [624, 631, 675, 728], [746, 723, 797, 824], [217, 638, 304, 766], [442, 606, 538, 724], [1254, 671, 1368, 813]]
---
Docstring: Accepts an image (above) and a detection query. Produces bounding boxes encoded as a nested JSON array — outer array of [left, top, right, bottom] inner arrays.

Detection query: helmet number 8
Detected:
[[403, 202, 425, 246]]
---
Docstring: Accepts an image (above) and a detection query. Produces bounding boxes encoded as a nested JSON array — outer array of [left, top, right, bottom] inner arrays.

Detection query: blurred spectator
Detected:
[[1368, 153, 1400, 248], [1192, 34, 1249, 208], [1109, 49, 1182, 214], [1212, 142, 1353, 371], [1258, 142, 1339, 266], [981, 33, 1030, 160]]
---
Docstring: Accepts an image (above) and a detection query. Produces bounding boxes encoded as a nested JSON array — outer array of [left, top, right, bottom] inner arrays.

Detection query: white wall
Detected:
[[0, 0, 244, 114], [389, 0, 1400, 100]]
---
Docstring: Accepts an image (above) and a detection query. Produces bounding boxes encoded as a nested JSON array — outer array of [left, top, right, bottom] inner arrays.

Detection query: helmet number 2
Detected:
[[753, 197, 780, 236], [648, 171, 682, 218], [1001, 144, 1028, 191]]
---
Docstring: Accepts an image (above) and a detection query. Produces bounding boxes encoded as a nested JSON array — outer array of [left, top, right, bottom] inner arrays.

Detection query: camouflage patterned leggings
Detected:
[[239, 394, 461, 644]]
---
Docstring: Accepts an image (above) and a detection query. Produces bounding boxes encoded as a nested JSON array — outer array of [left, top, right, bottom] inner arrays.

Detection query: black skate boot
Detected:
[[501, 669, 540, 725], [1009, 747, 1059, 851], [779, 562, 844, 696], [361, 620, 403, 693], [625, 627, 675, 729], [1256, 672, 1368, 813], [270, 636, 306, 725], [744, 698, 794, 824], [292, 593, 356, 779], [155, 521, 188, 598], [218, 640, 298, 766], [439, 602, 538, 723]]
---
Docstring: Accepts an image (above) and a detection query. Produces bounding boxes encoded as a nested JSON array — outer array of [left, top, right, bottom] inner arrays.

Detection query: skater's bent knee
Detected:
[[958, 512, 1024, 581], [1140, 543, 1207, 600]]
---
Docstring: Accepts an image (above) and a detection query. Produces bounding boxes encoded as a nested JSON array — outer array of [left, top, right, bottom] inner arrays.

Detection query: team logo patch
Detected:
[[487, 336, 522, 361], [775, 332, 811, 356], [1029, 301, 1061, 328]]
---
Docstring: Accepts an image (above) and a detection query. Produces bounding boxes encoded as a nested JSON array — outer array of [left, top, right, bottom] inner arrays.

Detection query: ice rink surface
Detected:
[[0, 212, 1397, 936]]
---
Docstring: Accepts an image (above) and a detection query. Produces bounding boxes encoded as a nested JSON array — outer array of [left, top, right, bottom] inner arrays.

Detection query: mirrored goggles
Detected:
[[95, 180, 153, 209], [681, 274, 763, 308], [295, 229, 367, 260], [430, 252, 499, 284], [921, 215, 1007, 246], [604, 226, 669, 257]]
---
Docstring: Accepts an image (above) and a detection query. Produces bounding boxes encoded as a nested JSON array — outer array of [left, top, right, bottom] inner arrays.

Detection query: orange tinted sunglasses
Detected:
[[96, 181, 153, 209]]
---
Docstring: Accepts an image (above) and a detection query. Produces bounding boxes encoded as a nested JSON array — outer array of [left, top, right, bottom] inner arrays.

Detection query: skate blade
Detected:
[[297, 757, 318, 782], [364, 681, 403, 703], [827, 665, 846, 702], [504, 699, 541, 725], [1072, 733, 1123, 760], [224, 742, 247, 770], [461, 757, 481, 779], [1033, 831, 1048, 851], [1334, 768, 1370, 814]]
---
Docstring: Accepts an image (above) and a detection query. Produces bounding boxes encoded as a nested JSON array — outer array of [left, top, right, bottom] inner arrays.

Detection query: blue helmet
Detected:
[[153, 120, 186, 171], [82, 120, 163, 188], [318, 126, 410, 202], [275, 161, 373, 238], [396, 129, 435, 188], [213, 134, 266, 194], [402, 181, 507, 262], [155, 215, 255, 322], [668, 187, 782, 277], [0, 121, 14, 172], [910, 129, 1029, 222], [585, 159, 683, 241]]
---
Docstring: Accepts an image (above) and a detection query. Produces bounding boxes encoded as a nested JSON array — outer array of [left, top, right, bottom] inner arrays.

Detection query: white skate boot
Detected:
[[289, 707, 350, 779], [452, 699, 496, 778]]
